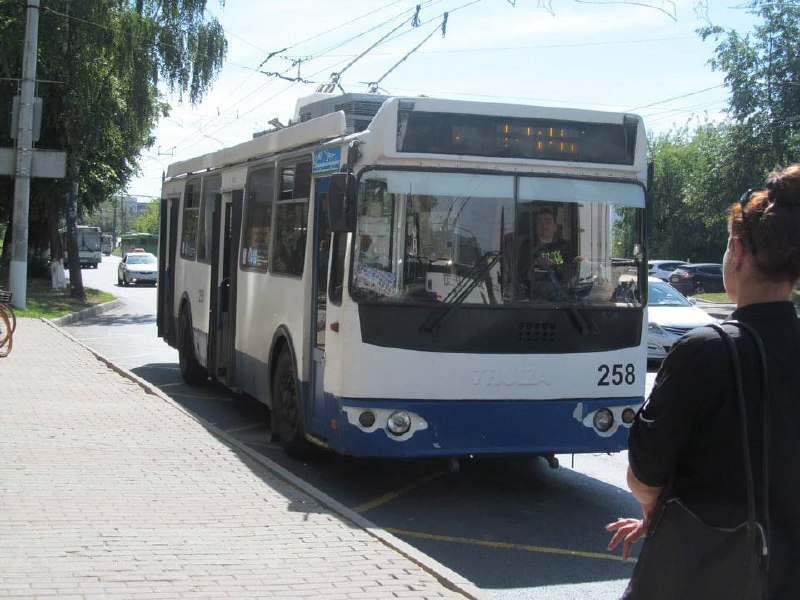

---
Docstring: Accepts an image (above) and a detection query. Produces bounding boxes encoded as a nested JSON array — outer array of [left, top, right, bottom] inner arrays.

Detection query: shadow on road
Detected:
[[69, 312, 156, 327]]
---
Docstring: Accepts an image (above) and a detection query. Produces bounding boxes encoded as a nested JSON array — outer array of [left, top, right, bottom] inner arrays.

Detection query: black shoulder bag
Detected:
[[623, 321, 770, 600]]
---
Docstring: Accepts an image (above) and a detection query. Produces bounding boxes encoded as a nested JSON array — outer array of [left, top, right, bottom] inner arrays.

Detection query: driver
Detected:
[[531, 208, 574, 268], [517, 208, 577, 300]]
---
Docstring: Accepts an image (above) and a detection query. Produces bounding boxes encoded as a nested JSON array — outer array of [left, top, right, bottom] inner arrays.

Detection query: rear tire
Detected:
[[694, 283, 705, 295], [272, 349, 314, 458], [178, 310, 207, 385]]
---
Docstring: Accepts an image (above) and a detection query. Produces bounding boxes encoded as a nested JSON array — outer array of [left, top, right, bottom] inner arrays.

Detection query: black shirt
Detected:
[[532, 238, 574, 268], [629, 302, 800, 599]]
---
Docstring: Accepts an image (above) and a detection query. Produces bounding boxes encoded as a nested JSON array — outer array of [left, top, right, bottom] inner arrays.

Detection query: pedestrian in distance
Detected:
[[606, 163, 800, 599]]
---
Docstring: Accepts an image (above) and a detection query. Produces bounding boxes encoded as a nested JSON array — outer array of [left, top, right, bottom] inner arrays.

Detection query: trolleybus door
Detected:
[[309, 178, 331, 432], [212, 190, 241, 386], [157, 197, 180, 346]]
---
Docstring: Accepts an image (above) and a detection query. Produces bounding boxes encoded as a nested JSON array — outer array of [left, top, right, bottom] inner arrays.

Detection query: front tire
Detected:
[[178, 311, 207, 385], [272, 349, 313, 458]]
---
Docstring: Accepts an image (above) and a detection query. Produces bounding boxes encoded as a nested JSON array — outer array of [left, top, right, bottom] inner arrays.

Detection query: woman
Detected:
[[606, 164, 800, 599]]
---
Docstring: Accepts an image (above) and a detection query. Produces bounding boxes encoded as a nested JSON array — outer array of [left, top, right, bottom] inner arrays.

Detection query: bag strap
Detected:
[[721, 320, 771, 557], [710, 321, 770, 563]]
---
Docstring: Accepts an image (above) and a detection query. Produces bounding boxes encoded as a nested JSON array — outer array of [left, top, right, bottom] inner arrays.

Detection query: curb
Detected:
[[45, 318, 486, 600], [50, 298, 122, 326]]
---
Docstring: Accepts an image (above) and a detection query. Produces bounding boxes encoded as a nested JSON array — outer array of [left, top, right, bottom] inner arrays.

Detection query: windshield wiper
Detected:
[[419, 251, 502, 332]]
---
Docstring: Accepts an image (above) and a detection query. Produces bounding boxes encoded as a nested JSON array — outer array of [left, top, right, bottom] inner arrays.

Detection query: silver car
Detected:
[[647, 277, 716, 361], [118, 251, 158, 286], [648, 259, 688, 281]]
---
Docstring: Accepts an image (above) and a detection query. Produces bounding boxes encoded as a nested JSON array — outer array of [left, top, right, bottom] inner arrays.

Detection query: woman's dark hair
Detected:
[[730, 163, 800, 284]]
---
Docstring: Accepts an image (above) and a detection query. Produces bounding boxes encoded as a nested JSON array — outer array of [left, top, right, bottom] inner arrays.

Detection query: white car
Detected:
[[647, 277, 716, 361], [118, 251, 158, 286], [648, 259, 688, 281]]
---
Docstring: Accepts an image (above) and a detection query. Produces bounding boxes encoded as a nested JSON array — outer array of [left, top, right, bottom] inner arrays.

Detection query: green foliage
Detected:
[[649, 123, 741, 262], [0, 1, 226, 296], [643, 2, 800, 264], [700, 1, 800, 167], [135, 201, 160, 234]]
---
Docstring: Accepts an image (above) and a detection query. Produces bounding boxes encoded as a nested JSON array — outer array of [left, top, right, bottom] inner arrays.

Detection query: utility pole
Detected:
[[9, 0, 40, 310], [113, 194, 118, 249]]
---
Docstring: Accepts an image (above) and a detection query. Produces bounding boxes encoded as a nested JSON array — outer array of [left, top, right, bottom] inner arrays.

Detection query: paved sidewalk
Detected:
[[0, 318, 481, 599]]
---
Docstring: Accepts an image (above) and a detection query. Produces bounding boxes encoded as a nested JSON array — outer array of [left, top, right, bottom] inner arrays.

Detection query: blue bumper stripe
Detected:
[[312, 395, 642, 458]]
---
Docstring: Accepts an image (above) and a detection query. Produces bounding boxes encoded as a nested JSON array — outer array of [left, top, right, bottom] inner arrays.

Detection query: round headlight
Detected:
[[358, 410, 376, 428], [386, 410, 412, 436], [622, 407, 637, 424], [592, 408, 614, 432]]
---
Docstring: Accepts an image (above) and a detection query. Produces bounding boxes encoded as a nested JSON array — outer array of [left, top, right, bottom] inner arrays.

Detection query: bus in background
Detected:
[[61, 225, 102, 268], [101, 233, 113, 255], [157, 93, 649, 463], [120, 232, 158, 256]]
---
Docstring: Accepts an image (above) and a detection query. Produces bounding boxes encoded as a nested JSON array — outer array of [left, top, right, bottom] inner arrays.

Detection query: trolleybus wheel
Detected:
[[272, 350, 313, 458], [178, 311, 207, 385]]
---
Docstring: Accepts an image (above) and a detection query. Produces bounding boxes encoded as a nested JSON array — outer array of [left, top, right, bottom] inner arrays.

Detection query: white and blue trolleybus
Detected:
[[157, 93, 649, 461]]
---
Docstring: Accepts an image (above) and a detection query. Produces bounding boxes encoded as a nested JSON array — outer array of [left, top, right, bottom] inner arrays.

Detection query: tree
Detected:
[[0, 1, 226, 298], [700, 1, 800, 169], [135, 201, 160, 235], [639, 2, 800, 266], [646, 117, 775, 264]]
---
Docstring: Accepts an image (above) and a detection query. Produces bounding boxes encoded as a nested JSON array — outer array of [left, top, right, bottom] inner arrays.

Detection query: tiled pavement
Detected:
[[0, 318, 482, 599]]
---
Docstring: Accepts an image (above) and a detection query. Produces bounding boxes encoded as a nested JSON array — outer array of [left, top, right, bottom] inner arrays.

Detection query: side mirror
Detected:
[[329, 173, 356, 232]]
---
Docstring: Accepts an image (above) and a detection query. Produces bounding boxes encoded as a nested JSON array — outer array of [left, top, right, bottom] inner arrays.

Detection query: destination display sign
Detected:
[[396, 110, 637, 165]]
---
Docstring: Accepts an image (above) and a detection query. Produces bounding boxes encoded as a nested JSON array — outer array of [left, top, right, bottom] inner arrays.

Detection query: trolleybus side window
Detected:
[[273, 161, 311, 277], [197, 174, 221, 263], [241, 166, 275, 271], [180, 180, 201, 259]]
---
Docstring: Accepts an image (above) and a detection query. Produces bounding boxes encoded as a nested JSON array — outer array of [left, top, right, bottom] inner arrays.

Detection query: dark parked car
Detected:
[[668, 263, 724, 295]]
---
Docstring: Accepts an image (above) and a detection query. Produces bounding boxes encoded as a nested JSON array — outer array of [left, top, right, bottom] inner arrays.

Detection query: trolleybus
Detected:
[[101, 233, 113, 255], [120, 232, 159, 256], [157, 93, 649, 460], [61, 225, 102, 268]]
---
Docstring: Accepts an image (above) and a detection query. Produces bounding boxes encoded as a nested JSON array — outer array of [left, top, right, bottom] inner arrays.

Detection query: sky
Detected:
[[127, 0, 759, 199]]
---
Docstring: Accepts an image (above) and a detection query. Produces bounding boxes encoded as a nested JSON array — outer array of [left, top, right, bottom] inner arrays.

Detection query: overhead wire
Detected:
[[174, 2, 433, 150], [54, 0, 738, 160], [165, 2, 431, 152], [37, 0, 436, 155]]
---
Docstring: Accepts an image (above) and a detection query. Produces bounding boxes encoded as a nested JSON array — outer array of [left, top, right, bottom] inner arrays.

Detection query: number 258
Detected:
[[597, 363, 635, 386]]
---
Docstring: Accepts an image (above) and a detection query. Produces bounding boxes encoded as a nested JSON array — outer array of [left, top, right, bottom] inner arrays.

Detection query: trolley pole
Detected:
[[9, 0, 41, 310]]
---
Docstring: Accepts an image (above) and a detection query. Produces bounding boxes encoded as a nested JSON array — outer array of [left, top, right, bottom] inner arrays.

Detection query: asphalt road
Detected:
[[66, 255, 662, 600]]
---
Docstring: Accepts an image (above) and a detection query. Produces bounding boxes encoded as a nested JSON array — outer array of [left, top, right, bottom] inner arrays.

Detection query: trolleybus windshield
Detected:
[[351, 170, 644, 307]]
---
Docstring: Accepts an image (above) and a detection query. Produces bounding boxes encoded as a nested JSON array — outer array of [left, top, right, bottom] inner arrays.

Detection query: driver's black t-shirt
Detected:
[[629, 302, 800, 599], [532, 238, 574, 268]]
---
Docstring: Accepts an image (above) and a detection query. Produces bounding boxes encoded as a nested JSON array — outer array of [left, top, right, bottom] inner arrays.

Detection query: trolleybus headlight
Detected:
[[386, 411, 412, 436], [621, 407, 636, 425], [592, 408, 614, 432], [358, 410, 376, 428]]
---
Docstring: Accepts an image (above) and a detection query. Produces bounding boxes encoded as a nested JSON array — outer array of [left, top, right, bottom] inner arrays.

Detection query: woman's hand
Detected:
[[605, 515, 650, 561]]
